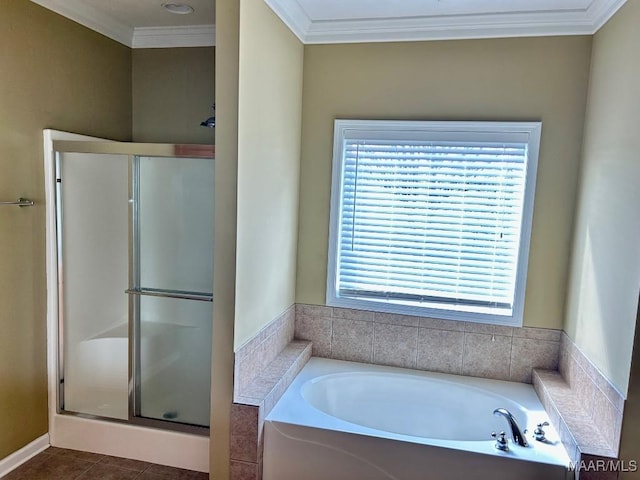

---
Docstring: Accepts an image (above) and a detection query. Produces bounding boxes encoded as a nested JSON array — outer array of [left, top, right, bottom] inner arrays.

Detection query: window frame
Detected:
[[326, 119, 542, 327]]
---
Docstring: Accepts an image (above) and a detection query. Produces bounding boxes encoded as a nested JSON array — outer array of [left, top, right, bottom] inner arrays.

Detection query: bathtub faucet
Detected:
[[493, 408, 528, 447]]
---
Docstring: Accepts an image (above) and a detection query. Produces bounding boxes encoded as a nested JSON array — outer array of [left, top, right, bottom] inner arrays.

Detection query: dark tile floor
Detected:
[[1, 447, 209, 479]]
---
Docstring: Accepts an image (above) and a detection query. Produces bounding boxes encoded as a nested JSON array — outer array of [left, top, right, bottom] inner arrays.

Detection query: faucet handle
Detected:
[[491, 431, 509, 451], [533, 421, 550, 442]]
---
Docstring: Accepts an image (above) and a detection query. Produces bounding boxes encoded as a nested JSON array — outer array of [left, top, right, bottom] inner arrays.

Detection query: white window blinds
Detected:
[[328, 121, 541, 325]]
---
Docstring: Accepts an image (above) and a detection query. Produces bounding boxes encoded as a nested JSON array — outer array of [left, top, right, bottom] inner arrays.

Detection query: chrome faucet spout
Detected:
[[493, 408, 528, 447]]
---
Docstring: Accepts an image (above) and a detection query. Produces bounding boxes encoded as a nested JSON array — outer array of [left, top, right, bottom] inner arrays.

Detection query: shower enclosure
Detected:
[[44, 130, 213, 470]]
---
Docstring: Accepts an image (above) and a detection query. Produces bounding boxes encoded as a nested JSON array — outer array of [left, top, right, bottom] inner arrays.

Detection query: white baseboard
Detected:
[[0, 434, 50, 478]]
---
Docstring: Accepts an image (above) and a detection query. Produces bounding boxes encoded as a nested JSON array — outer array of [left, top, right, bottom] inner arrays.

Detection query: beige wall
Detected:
[[296, 36, 592, 330], [0, 0, 131, 460], [132, 47, 215, 144], [233, 0, 304, 348], [210, 0, 239, 476], [565, 0, 640, 395]]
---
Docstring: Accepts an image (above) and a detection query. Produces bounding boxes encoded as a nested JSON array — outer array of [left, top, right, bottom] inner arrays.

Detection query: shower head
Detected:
[[200, 116, 215, 128], [200, 104, 215, 128]]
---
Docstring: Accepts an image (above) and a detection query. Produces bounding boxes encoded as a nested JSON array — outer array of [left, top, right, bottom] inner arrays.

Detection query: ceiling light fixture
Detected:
[[161, 3, 195, 14]]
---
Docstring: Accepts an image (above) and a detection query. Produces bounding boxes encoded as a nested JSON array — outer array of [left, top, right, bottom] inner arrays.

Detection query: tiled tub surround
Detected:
[[295, 304, 561, 384], [233, 305, 296, 399], [533, 333, 624, 474], [231, 305, 312, 480], [232, 304, 626, 480]]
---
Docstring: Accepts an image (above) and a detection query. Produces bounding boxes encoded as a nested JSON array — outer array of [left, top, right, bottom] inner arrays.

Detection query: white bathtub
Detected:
[[264, 358, 572, 480]]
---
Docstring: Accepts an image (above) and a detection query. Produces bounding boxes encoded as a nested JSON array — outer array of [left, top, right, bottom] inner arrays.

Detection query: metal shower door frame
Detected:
[[53, 140, 214, 436]]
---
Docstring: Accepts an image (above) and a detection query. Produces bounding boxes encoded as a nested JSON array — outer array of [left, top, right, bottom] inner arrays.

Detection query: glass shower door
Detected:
[[57, 151, 130, 420], [133, 156, 214, 428]]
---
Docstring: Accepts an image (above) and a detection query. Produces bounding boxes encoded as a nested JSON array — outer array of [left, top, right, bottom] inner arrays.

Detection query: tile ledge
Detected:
[[533, 369, 618, 458], [234, 340, 312, 406]]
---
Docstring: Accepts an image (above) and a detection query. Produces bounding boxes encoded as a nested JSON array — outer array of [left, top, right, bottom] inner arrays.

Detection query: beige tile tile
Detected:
[[332, 307, 374, 321], [592, 389, 622, 451], [576, 353, 625, 414], [241, 376, 275, 401], [230, 404, 260, 462], [261, 357, 292, 384], [373, 311, 420, 327], [493, 325, 514, 337], [558, 340, 571, 381], [546, 400, 562, 433], [419, 317, 465, 331], [593, 374, 625, 414], [264, 381, 284, 415], [296, 303, 332, 318], [462, 333, 512, 381], [331, 318, 373, 363], [567, 359, 597, 418], [462, 323, 514, 336], [416, 328, 464, 375], [513, 327, 562, 342], [260, 317, 281, 346], [573, 344, 598, 380], [509, 337, 560, 383], [230, 460, 259, 480], [235, 351, 263, 394], [535, 369, 571, 392], [235, 334, 260, 360], [557, 417, 580, 465], [373, 323, 418, 368], [568, 416, 613, 454], [259, 333, 283, 371], [234, 395, 263, 408], [294, 314, 332, 357], [283, 306, 296, 343], [463, 322, 495, 334]]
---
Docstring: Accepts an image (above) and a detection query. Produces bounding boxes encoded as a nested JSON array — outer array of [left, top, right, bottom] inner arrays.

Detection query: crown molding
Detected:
[[132, 25, 216, 48], [265, 0, 628, 44], [588, 0, 628, 30], [30, 0, 133, 46], [263, 0, 311, 43], [30, 1, 215, 48]]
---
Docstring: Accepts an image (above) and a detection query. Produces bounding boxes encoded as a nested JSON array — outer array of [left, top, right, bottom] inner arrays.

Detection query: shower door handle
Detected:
[[125, 288, 213, 302]]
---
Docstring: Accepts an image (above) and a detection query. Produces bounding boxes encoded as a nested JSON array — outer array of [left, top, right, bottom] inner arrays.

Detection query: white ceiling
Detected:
[[30, 0, 215, 48], [30, 0, 626, 48]]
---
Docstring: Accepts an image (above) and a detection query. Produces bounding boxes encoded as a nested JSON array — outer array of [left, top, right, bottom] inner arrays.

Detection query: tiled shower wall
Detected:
[[295, 304, 561, 383]]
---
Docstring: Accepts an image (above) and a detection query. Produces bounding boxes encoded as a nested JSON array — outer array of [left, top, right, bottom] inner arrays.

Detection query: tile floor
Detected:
[[1, 447, 209, 479]]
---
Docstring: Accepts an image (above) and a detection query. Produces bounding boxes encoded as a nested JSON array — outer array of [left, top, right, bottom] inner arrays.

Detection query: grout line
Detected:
[[371, 320, 376, 363], [329, 316, 334, 357], [416, 327, 422, 369], [460, 331, 467, 375], [73, 460, 95, 479]]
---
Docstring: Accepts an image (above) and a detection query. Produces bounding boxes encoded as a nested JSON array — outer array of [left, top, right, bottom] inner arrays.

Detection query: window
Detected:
[[327, 120, 542, 326]]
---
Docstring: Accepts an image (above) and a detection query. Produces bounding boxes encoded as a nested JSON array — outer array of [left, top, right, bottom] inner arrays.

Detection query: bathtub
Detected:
[[263, 358, 572, 480]]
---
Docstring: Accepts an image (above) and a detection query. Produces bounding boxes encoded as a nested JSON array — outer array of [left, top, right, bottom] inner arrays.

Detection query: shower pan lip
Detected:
[[43, 129, 213, 472], [55, 409, 211, 436]]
